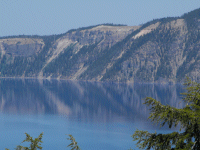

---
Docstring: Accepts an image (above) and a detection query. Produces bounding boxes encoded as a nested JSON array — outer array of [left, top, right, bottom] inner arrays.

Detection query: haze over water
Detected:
[[0, 79, 185, 149]]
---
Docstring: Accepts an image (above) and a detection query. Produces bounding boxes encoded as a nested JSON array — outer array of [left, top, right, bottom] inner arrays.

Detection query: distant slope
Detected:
[[1, 9, 200, 83]]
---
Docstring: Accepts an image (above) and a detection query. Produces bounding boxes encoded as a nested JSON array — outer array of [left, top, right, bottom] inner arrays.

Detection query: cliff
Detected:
[[1, 8, 200, 83]]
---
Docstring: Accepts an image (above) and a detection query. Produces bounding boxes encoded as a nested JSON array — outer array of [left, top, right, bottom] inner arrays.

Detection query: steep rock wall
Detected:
[[1, 8, 200, 83]]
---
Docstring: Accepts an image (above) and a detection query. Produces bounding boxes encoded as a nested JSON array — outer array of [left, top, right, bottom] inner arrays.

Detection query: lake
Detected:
[[0, 79, 185, 150]]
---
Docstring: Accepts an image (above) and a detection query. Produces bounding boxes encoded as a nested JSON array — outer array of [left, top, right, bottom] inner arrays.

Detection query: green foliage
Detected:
[[43, 45, 74, 76], [182, 8, 200, 30], [176, 8, 200, 81], [80, 20, 159, 80], [100, 17, 180, 81], [43, 42, 99, 77], [6, 133, 82, 150], [6, 133, 43, 150], [132, 77, 200, 149], [67, 134, 81, 150]]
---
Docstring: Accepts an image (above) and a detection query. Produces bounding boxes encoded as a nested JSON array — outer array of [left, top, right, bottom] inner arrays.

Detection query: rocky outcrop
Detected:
[[0, 38, 44, 57], [1, 8, 200, 83]]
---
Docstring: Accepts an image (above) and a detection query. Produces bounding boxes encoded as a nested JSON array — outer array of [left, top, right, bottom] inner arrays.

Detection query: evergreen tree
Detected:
[[132, 77, 200, 149], [6, 133, 43, 150], [67, 134, 81, 150]]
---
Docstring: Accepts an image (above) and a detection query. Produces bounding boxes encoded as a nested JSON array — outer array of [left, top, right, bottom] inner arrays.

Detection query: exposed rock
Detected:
[[0, 38, 44, 57], [1, 8, 200, 83]]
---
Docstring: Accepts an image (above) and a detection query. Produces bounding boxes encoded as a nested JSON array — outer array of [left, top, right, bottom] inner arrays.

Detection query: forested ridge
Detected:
[[1, 9, 200, 83]]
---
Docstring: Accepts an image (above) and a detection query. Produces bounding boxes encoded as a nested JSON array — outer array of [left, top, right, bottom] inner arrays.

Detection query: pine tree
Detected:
[[6, 132, 43, 150], [132, 77, 200, 149], [67, 134, 81, 150]]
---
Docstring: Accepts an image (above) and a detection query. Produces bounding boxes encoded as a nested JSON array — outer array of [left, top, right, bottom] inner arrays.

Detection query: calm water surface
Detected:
[[0, 79, 185, 149]]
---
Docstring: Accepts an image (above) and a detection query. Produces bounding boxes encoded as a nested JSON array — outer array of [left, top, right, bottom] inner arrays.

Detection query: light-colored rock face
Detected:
[[0, 38, 44, 57], [165, 19, 185, 29], [38, 25, 141, 78], [1, 13, 200, 83], [133, 22, 160, 39], [89, 25, 139, 31], [0, 38, 43, 45], [114, 19, 189, 83], [64, 25, 140, 48], [38, 38, 75, 78]]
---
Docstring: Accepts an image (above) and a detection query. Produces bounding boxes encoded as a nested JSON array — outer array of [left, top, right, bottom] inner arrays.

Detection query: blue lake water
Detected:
[[0, 79, 185, 149]]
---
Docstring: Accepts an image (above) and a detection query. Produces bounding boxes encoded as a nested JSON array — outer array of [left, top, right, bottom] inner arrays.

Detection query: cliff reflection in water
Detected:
[[0, 79, 185, 122]]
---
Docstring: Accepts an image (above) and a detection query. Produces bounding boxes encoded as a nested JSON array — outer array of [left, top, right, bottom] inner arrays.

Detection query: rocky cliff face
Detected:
[[0, 38, 44, 56], [1, 8, 200, 83]]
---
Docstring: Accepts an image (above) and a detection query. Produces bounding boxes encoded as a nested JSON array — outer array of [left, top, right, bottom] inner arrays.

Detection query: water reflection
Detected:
[[0, 79, 187, 149], [0, 79, 185, 123]]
